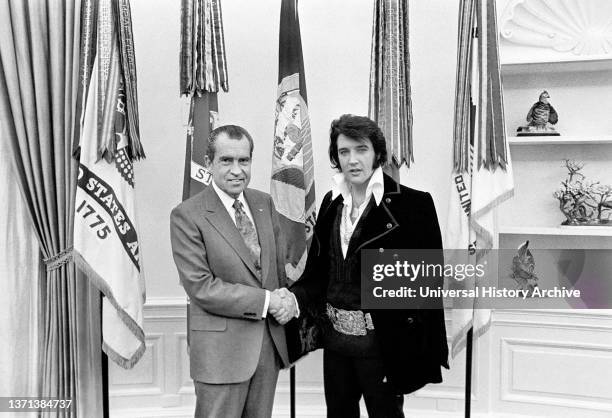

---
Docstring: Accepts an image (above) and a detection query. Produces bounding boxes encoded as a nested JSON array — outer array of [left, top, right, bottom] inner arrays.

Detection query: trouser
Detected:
[[193, 324, 281, 418], [323, 349, 405, 418]]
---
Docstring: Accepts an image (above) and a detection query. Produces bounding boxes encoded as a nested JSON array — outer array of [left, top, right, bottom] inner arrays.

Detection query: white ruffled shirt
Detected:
[[331, 166, 385, 258]]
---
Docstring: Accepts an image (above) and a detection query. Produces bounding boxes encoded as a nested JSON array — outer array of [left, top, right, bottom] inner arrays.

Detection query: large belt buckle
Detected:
[[326, 303, 368, 336]]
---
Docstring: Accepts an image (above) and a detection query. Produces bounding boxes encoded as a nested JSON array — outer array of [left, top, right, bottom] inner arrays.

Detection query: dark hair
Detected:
[[206, 125, 254, 160], [328, 114, 387, 170]]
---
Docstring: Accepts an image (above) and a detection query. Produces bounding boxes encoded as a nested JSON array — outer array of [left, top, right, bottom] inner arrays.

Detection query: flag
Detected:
[[445, 0, 514, 358], [271, 0, 316, 282], [179, 0, 228, 346], [368, 0, 413, 170], [179, 0, 228, 200], [73, 0, 145, 369], [181, 96, 219, 199]]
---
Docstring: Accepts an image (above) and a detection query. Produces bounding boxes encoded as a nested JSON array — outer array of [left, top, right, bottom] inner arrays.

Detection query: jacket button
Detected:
[[379, 248, 384, 253], [386, 223, 392, 229], [385, 197, 391, 204]]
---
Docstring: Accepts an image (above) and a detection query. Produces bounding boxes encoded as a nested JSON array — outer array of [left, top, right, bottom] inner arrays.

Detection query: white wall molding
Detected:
[[492, 309, 612, 332], [145, 296, 188, 308], [143, 297, 187, 321], [111, 299, 612, 416], [175, 333, 192, 395], [110, 333, 165, 397], [500, 337, 612, 412]]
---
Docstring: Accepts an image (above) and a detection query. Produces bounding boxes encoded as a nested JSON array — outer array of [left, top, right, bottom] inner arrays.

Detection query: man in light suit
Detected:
[[170, 125, 296, 417]]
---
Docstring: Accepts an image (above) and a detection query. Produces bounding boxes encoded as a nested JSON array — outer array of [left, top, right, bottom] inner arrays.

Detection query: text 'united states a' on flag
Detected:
[[73, 0, 145, 369], [445, 0, 514, 359], [271, 0, 316, 283]]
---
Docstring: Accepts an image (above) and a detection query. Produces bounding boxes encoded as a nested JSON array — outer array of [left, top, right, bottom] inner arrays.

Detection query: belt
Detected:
[[326, 303, 374, 336]]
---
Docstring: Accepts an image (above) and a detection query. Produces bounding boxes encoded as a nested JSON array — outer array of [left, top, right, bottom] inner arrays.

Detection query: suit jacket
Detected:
[[290, 173, 449, 394], [170, 186, 289, 384]]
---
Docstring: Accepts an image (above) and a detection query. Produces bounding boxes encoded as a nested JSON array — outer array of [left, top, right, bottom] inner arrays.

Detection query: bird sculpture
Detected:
[[510, 240, 539, 296], [517, 90, 560, 136], [527, 91, 558, 127]]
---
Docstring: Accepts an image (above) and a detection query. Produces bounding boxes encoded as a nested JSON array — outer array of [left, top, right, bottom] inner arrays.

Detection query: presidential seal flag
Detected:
[[73, 0, 145, 369], [272, 0, 316, 282]]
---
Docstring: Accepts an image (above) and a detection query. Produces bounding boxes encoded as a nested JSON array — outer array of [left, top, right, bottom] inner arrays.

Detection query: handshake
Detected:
[[268, 288, 298, 325]]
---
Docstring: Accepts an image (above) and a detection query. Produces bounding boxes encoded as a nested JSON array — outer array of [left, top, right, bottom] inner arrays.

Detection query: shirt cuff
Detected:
[[262, 290, 270, 318], [291, 292, 300, 318]]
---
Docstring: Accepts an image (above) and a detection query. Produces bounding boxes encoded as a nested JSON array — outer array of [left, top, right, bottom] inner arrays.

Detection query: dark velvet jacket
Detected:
[[289, 173, 449, 394]]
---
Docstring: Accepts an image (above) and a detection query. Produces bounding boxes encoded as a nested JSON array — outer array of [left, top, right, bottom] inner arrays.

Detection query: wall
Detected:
[[131, 0, 459, 300], [113, 1, 612, 417], [117, 0, 462, 415]]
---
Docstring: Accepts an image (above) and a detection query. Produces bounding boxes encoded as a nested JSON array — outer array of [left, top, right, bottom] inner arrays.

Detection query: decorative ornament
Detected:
[[500, 0, 612, 57], [517, 90, 560, 136], [553, 159, 612, 226], [510, 240, 539, 297]]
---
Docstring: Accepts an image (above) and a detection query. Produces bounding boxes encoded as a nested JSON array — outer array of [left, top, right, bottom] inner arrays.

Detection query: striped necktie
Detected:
[[233, 199, 261, 269]]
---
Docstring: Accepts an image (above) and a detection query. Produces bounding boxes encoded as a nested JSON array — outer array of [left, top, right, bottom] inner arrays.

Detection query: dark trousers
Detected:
[[323, 349, 405, 418]]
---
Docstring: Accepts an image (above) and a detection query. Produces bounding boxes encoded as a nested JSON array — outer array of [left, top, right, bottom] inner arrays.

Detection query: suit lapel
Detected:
[[245, 190, 270, 285], [200, 187, 260, 280]]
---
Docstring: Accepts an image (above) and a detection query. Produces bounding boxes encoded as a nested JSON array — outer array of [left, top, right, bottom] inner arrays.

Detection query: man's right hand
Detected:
[[269, 290, 284, 314], [268, 288, 298, 325]]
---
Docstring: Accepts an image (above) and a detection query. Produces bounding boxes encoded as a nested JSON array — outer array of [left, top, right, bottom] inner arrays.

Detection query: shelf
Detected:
[[508, 136, 612, 145], [500, 226, 612, 237], [501, 56, 612, 75]]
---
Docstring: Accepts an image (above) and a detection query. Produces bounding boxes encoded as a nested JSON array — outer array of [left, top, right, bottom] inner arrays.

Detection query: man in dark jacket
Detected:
[[278, 115, 449, 417]]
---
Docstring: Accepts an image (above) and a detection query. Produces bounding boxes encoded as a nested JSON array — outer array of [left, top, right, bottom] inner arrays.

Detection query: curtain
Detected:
[[0, 1, 103, 416], [0, 126, 41, 418]]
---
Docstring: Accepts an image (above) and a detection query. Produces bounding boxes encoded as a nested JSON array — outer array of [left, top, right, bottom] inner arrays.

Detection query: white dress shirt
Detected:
[[211, 180, 256, 226], [331, 166, 385, 258], [211, 181, 271, 318]]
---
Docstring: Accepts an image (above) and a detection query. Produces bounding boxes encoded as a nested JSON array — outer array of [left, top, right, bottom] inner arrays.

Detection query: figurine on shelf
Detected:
[[517, 91, 560, 136], [510, 240, 538, 297]]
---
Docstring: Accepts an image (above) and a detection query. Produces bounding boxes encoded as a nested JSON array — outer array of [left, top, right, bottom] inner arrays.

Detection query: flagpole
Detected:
[[274, 1, 315, 416], [290, 368, 296, 417], [102, 352, 109, 418], [101, 292, 109, 418], [464, 327, 473, 418]]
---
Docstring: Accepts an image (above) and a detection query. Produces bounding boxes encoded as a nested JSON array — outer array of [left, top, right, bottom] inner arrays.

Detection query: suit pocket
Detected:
[[190, 313, 227, 331]]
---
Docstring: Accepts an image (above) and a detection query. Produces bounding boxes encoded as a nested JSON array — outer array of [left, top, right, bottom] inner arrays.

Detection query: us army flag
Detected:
[[271, 0, 316, 282], [74, 54, 145, 368], [446, 0, 514, 358], [446, 141, 514, 357]]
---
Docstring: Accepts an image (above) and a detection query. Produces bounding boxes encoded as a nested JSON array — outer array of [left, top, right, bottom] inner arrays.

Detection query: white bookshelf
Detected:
[[501, 56, 612, 75], [508, 136, 612, 145], [499, 226, 612, 237]]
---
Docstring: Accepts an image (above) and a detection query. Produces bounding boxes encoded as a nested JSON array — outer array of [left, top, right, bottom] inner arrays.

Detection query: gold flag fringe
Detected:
[[368, 0, 413, 168]]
